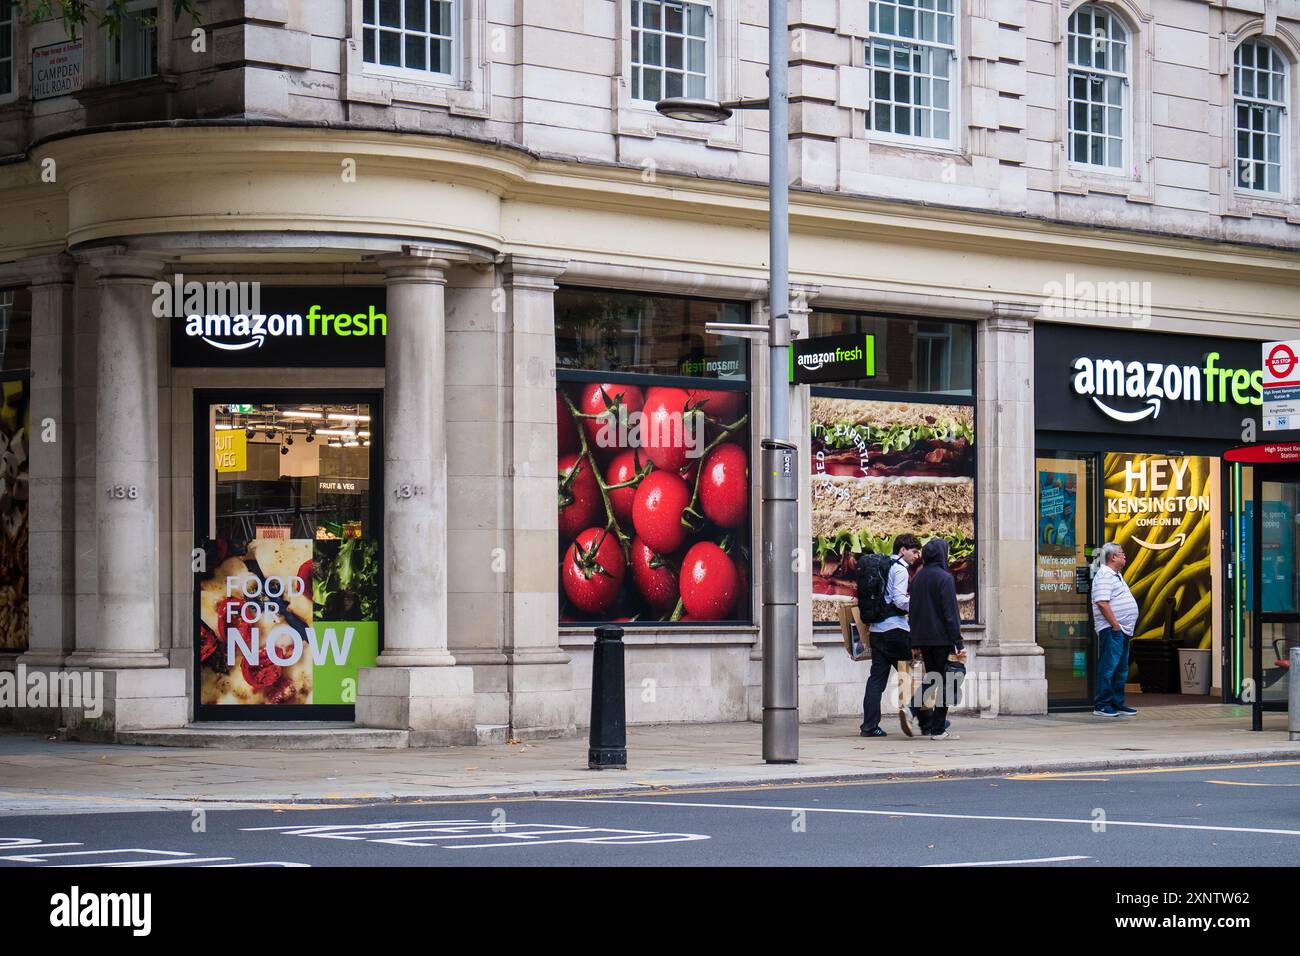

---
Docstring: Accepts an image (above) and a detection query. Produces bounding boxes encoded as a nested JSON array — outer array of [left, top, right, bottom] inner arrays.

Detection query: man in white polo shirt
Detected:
[[1091, 541, 1140, 718]]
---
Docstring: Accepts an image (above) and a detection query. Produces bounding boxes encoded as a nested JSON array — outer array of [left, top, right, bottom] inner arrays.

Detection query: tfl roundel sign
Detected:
[[1266, 342, 1298, 382], [1262, 338, 1300, 434]]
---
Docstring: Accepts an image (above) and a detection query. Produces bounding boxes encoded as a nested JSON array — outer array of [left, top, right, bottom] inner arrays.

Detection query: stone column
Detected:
[[790, 284, 827, 721], [973, 304, 1047, 714], [500, 255, 574, 739], [356, 246, 476, 745], [63, 249, 187, 737]]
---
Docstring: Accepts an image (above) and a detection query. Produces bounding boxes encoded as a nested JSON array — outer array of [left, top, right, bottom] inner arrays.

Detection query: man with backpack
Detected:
[[857, 534, 923, 737]]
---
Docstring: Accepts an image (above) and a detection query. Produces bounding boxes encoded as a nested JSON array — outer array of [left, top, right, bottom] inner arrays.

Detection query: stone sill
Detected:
[[560, 627, 758, 648]]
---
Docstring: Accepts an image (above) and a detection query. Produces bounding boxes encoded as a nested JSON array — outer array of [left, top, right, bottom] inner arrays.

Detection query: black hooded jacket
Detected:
[[908, 539, 965, 649]]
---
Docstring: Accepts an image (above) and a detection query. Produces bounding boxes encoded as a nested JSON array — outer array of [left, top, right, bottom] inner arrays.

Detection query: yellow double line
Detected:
[[1011, 759, 1300, 781]]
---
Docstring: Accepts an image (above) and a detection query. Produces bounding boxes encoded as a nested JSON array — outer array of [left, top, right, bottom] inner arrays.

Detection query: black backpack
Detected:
[[856, 553, 903, 624]]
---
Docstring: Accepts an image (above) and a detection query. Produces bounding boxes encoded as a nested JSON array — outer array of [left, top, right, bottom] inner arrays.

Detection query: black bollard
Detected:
[[588, 624, 627, 770]]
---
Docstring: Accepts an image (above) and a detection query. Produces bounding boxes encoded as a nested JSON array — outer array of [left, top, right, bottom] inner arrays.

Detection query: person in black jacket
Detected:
[[907, 538, 966, 740]]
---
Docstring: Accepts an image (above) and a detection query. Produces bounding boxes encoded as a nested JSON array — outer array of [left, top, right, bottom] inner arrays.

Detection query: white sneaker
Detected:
[[930, 730, 959, 740]]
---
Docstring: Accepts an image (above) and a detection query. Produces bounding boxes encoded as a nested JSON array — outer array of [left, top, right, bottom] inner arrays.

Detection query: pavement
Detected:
[[0, 702, 1296, 815]]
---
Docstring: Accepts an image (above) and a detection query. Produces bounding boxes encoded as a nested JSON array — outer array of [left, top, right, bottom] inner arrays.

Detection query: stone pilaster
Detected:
[[62, 248, 187, 737], [6, 256, 77, 730], [499, 255, 575, 739], [21, 255, 76, 670], [356, 245, 476, 746], [974, 303, 1047, 714]]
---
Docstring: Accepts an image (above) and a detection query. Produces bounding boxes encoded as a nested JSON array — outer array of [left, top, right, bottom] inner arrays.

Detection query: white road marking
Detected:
[[0, 841, 80, 854], [558, 798, 1300, 837], [57, 857, 236, 867], [924, 855, 1091, 867], [0, 848, 192, 863], [242, 819, 710, 848]]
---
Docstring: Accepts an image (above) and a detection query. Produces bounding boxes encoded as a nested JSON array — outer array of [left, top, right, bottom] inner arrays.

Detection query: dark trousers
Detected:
[[861, 628, 911, 732], [912, 646, 956, 734], [1094, 627, 1130, 711]]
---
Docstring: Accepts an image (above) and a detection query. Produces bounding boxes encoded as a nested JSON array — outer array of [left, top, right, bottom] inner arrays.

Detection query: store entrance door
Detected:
[[194, 391, 383, 720], [1251, 471, 1299, 729], [1224, 443, 1300, 729], [1035, 451, 1098, 708]]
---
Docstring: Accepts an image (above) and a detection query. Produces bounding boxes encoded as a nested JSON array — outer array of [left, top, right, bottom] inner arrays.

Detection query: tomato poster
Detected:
[[1103, 453, 1215, 647], [810, 396, 977, 623], [556, 381, 751, 623], [198, 537, 379, 705]]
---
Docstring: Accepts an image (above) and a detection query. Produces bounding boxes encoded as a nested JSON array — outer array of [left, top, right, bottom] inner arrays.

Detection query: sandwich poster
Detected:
[[810, 396, 976, 622], [198, 537, 380, 706], [1103, 453, 1214, 647]]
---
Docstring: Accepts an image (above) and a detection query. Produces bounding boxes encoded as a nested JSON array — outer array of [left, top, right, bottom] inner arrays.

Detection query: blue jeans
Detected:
[[1095, 627, 1130, 711]]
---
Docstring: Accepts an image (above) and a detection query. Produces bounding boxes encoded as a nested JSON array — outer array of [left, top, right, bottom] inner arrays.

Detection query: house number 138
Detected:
[[106, 484, 140, 499]]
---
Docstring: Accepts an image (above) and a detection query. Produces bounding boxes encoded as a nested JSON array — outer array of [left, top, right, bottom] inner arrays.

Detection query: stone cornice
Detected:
[[4, 125, 1298, 285]]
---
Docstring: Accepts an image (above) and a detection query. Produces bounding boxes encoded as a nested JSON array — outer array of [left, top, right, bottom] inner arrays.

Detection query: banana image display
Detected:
[[1103, 454, 1214, 649]]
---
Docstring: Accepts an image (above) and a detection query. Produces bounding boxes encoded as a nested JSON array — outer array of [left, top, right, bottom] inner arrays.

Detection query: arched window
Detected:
[[1234, 39, 1288, 194], [866, 0, 958, 143], [1067, 5, 1128, 169]]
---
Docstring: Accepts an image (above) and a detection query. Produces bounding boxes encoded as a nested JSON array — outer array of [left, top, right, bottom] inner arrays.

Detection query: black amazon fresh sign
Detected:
[[790, 333, 876, 384]]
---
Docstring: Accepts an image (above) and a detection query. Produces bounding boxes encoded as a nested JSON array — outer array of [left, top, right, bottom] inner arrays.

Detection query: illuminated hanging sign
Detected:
[[790, 333, 876, 384], [1036, 327, 1266, 440]]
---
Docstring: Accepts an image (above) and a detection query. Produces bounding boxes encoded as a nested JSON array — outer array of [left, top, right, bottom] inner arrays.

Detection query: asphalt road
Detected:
[[2, 759, 1299, 868]]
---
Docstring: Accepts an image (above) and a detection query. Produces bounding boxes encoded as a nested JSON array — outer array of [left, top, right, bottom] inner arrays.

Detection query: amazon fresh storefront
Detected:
[[1033, 324, 1266, 710], [177, 286, 387, 720]]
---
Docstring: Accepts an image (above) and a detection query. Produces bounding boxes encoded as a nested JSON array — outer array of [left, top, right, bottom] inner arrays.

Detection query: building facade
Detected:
[[0, 0, 1296, 742]]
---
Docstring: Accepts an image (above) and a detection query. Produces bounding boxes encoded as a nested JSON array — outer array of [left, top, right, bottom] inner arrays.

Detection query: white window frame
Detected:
[[1066, 4, 1129, 174], [1233, 38, 1288, 198], [360, 0, 459, 86], [614, 0, 738, 149], [629, 0, 715, 106], [864, 0, 960, 148], [0, 0, 16, 102], [105, 0, 158, 84]]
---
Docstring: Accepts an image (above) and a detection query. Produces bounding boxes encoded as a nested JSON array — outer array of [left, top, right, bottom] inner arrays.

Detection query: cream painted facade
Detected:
[[0, 0, 1297, 740]]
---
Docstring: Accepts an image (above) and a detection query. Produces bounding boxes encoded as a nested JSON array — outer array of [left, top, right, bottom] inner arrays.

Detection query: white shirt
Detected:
[[877, 557, 911, 632], [1092, 564, 1139, 636]]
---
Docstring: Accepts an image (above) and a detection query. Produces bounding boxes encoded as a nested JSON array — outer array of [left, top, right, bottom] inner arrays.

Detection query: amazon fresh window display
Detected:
[[197, 400, 379, 713], [807, 312, 978, 624], [0, 289, 30, 653], [554, 289, 752, 625]]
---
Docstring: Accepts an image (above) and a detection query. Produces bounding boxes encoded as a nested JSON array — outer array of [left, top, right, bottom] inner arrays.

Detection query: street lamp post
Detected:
[[657, 0, 797, 764]]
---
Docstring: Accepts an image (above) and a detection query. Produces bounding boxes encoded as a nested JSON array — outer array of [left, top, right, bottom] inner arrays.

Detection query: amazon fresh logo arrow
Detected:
[[1091, 395, 1162, 423], [1132, 532, 1187, 551]]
